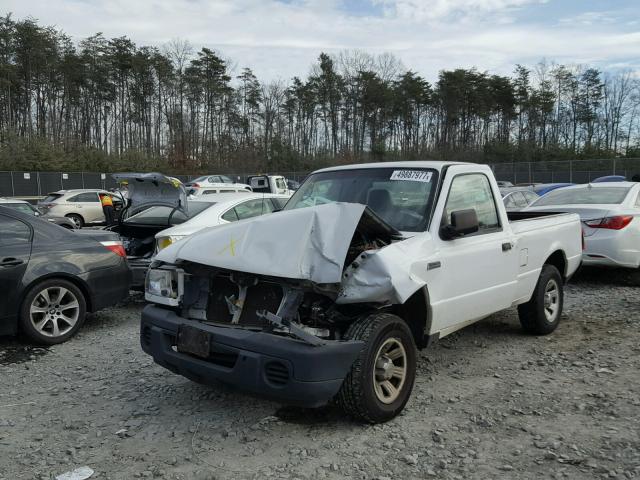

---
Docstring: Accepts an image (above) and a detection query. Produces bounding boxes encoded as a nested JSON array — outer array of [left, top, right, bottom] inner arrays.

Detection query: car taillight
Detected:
[[584, 215, 633, 230], [192, 183, 200, 188], [101, 240, 126, 257]]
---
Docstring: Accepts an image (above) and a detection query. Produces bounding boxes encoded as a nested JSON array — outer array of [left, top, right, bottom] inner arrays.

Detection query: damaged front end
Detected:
[[141, 203, 422, 406], [148, 202, 404, 344]]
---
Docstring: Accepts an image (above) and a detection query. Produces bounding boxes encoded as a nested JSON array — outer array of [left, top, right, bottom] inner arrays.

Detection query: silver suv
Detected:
[[38, 189, 123, 227]]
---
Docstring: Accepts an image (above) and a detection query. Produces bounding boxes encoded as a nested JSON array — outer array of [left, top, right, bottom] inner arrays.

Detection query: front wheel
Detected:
[[518, 264, 563, 335], [337, 312, 417, 423]]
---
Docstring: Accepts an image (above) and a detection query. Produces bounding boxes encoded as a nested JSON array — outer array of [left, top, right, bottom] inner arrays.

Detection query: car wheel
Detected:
[[337, 312, 416, 423], [19, 279, 87, 345], [65, 214, 84, 228], [518, 264, 563, 335]]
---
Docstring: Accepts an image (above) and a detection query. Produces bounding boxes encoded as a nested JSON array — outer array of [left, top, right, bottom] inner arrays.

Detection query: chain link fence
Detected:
[[0, 159, 638, 198]]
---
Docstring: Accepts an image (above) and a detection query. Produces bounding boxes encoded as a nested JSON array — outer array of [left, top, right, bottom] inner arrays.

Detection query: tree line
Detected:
[[1, 14, 639, 173]]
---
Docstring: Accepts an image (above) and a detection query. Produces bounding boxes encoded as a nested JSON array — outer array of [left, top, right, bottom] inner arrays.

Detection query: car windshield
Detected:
[[283, 167, 439, 231], [190, 176, 208, 183], [533, 186, 631, 206], [3, 203, 38, 215], [124, 202, 214, 225]]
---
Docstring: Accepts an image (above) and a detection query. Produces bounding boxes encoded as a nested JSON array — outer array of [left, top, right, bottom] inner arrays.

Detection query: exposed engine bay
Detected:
[[173, 207, 402, 344]]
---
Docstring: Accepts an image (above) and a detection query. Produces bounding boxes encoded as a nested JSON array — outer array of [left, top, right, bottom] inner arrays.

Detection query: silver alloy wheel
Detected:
[[68, 216, 82, 228], [543, 279, 560, 323], [29, 286, 80, 337], [372, 337, 407, 404]]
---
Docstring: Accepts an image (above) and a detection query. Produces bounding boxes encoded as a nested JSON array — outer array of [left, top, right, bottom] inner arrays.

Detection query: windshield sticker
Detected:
[[390, 170, 432, 182]]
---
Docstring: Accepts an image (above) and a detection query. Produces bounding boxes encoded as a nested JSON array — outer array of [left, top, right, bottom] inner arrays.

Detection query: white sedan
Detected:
[[525, 182, 640, 269], [155, 193, 289, 252]]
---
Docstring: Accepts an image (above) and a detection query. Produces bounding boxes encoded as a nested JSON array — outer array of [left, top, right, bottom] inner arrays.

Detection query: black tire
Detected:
[[518, 264, 563, 335], [337, 312, 417, 423], [65, 214, 84, 228], [19, 278, 87, 345]]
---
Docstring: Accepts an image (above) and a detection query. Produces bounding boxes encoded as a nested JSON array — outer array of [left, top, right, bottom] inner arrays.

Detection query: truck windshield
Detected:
[[283, 168, 439, 232]]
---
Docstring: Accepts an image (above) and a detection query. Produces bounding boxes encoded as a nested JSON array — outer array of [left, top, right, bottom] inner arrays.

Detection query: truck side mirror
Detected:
[[440, 209, 479, 240]]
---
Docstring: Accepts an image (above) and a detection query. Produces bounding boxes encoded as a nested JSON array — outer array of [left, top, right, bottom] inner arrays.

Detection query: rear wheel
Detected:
[[518, 264, 563, 335], [19, 279, 87, 345], [337, 312, 417, 423], [65, 214, 84, 228]]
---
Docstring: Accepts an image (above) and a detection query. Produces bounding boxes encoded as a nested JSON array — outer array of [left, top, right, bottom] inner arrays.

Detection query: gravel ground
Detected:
[[1, 267, 639, 480]]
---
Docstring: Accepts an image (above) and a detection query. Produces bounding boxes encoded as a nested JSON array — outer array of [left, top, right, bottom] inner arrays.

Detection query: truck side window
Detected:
[[444, 174, 500, 232]]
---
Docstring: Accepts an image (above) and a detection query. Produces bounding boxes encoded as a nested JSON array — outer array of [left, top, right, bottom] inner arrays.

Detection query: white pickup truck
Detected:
[[140, 161, 582, 423]]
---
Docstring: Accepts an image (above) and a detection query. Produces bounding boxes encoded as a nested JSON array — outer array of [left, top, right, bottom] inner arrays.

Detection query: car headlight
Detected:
[[145, 267, 184, 306], [156, 235, 187, 252]]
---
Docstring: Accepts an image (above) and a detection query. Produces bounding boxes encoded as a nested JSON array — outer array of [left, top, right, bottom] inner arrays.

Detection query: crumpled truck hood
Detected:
[[156, 202, 370, 284]]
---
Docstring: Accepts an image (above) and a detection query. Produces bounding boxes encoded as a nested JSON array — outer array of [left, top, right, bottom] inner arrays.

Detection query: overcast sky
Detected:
[[4, 0, 640, 81]]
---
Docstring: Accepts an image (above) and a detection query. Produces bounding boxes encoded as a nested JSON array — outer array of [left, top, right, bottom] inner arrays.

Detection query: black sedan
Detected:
[[0, 207, 131, 344]]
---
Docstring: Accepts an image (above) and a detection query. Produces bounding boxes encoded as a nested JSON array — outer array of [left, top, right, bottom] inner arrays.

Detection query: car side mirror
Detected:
[[440, 209, 479, 240]]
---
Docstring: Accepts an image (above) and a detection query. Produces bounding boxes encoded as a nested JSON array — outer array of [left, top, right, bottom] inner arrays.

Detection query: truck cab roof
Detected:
[[314, 161, 471, 174]]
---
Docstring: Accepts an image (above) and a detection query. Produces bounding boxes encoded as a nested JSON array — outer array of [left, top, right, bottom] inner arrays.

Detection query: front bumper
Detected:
[[140, 305, 364, 407]]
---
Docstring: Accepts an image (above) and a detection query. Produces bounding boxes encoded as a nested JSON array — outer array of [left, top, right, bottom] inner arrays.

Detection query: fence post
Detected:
[[528, 162, 532, 184], [36, 172, 41, 197], [10, 171, 15, 197], [569, 160, 573, 183]]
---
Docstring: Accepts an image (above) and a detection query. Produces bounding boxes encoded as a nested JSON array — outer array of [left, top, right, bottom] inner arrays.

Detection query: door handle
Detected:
[[0, 257, 24, 267], [502, 242, 513, 252]]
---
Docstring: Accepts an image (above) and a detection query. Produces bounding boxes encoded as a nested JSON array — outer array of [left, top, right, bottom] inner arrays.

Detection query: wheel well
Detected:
[[392, 287, 431, 349], [544, 250, 567, 278], [20, 274, 93, 313]]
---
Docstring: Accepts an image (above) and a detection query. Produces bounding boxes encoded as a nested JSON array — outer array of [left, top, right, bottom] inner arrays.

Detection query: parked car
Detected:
[[500, 188, 539, 211], [0, 206, 130, 344], [37, 189, 124, 228], [0, 197, 76, 229], [247, 175, 293, 195], [188, 185, 253, 198], [185, 175, 251, 196], [108, 173, 226, 289], [526, 182, 640, 270], [141, 161, 582, 423], [592, 175, 626, 183], [533, 183, 575, 196], [155, 193, 290, 253]]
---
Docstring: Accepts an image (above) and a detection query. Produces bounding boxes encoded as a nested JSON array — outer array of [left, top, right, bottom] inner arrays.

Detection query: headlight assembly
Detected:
[[145, 267, 184, 306]]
